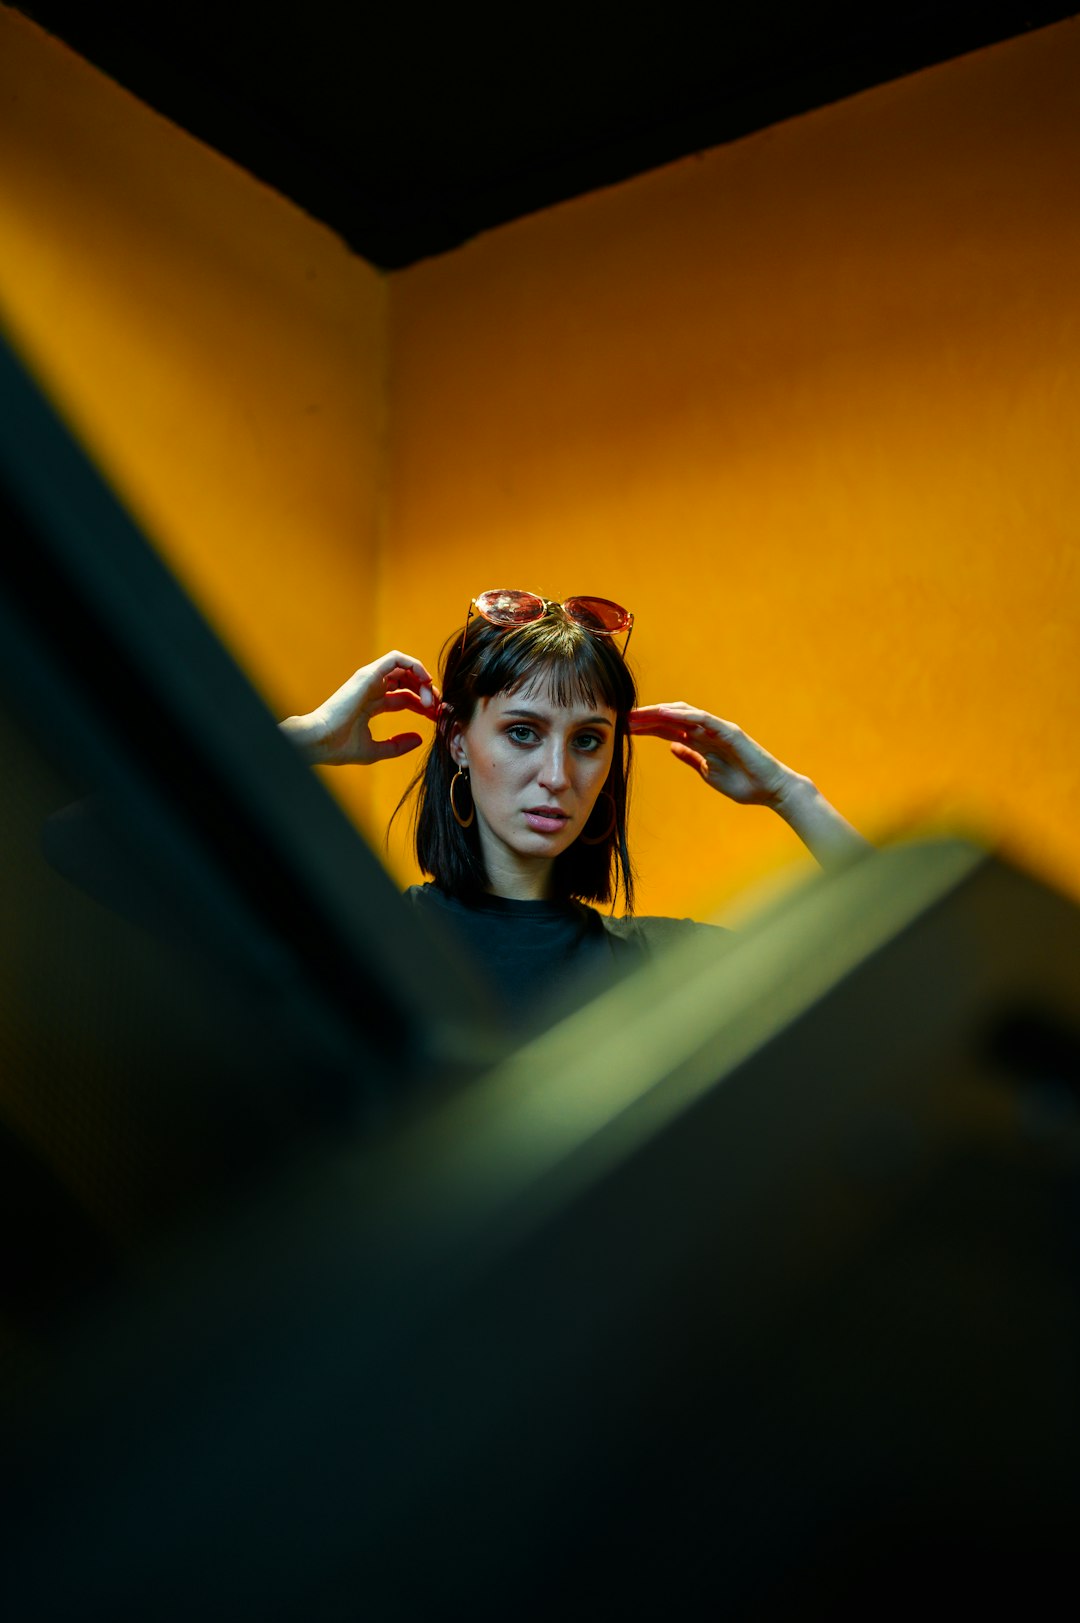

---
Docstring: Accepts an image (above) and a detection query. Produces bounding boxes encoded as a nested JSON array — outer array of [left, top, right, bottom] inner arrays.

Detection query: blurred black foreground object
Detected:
[[0, 324, 496, 1264], [4, 331, 1080, 1618]]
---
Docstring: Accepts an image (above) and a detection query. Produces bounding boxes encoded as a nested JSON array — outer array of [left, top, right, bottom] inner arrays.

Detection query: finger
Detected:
[[365, 732, 423, 760], [382, 664, 429, 692], [629, 708, 689, 740], [631, 703, 724, 738], [632, 701, 702, 717], [629, 704, 673, 727], [380, 675, 441, 722], [371, 651, 436, 708], [632, 726, 696, 747], [656, 704, 733, 739], [670, 742, 710, 779], [377, 690, 437, 718], [632, 723, 691, 743], [638, 702, 734, 740]]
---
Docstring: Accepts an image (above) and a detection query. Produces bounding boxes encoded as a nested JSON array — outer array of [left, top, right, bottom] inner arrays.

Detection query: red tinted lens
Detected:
[[563, 596, 631, 634], [474, 589, 545, 627]]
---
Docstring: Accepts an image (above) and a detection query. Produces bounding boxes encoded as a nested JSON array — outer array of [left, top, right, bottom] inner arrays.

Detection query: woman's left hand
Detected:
[[629, 703, 795, 808]]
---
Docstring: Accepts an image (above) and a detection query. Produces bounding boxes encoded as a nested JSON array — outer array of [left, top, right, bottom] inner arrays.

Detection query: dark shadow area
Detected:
[[4, 329, 1080, 1618], [0, 330, 493, 1302], [13, 2, 1079, 266]]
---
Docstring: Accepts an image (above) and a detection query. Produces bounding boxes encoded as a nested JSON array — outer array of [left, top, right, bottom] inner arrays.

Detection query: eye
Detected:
[[506, 724, 538, 745], [573, 731, 603, 753]]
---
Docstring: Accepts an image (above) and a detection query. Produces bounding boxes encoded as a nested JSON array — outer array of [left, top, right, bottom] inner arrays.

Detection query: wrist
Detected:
[[773, 772, 871, 870], [279, 711, 331, 764], [770, 769, 815, 821]]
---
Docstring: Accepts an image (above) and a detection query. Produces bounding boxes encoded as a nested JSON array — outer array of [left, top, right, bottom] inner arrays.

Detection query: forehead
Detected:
[[484, 676, 615, 723]]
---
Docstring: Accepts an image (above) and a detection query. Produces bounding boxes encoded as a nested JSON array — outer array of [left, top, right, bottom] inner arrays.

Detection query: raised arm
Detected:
[[280, 650, 439, 766], [629, 702, 870, 871]]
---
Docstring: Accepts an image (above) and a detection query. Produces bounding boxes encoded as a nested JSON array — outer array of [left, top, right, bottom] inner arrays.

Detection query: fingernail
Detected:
[[421, 685, 432, 707]]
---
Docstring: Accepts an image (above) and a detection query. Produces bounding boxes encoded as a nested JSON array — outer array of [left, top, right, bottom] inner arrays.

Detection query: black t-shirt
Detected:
[[403, 883, 723, 1032]]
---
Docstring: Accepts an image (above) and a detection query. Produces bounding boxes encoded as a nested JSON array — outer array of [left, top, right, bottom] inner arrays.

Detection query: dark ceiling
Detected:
[[14, 2, 1079, 269]]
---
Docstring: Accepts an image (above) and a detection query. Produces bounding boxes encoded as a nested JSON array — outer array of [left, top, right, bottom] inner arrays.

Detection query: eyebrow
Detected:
[[503, 707, 613, 726]]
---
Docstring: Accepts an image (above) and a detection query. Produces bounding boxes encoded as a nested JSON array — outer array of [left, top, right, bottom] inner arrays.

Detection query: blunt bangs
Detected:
[[467, 615, 634, 718]]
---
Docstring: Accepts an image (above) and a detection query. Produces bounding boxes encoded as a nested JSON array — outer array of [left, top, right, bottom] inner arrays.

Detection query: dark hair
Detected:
[[398, 610, 637, 911]]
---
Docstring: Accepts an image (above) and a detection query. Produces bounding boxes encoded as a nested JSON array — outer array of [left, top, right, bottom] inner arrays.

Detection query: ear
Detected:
[[449, 724, 469, 769]]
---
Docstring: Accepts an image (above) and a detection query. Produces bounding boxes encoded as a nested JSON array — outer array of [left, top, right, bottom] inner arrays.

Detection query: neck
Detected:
[[481, 845, 555, 902]]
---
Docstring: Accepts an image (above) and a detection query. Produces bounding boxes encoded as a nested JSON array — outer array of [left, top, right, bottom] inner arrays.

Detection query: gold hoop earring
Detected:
[[449, 766, 475, 829], [580, 789, 616, 845]]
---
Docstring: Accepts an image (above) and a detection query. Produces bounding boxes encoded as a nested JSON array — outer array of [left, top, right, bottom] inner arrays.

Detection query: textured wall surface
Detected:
[[3, 5, 1078, 917], [380, 18, 1080, 918]]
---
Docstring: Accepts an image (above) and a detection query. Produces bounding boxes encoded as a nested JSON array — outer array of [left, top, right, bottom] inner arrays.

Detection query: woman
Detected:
[[281, 589, 868, 1024]]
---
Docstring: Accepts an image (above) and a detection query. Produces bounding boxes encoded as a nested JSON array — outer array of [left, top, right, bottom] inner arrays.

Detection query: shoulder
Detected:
[[402, 882, 473, 915], [601, 913, 728, 951]]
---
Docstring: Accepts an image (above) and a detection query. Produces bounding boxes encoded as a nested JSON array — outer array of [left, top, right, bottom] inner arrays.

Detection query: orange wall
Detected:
[[0, 4, 386, 835], [378, 18, 1080, 920], [3, 6, 1079, 920]]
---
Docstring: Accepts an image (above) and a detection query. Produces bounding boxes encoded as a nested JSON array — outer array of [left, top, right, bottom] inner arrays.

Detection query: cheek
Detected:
[[472, 745, 522, 794], [587, 742, 616, 780]]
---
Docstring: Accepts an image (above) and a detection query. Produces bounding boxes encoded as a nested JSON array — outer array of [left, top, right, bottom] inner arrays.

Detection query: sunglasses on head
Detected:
[[461, 589, 634, 655]]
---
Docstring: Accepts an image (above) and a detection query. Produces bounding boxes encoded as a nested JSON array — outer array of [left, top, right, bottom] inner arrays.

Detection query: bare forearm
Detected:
[[772, 773, 872, 871]]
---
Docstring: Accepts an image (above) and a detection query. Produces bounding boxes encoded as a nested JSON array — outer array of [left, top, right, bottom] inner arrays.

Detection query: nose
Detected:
[[537, 738, 570, 794]]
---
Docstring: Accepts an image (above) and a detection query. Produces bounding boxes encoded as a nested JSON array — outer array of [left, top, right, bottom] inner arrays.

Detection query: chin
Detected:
[[510, 826, 579, 859]]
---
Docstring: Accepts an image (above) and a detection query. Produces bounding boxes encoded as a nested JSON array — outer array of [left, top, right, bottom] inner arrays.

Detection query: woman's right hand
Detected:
[[279, 651, 440, 766]]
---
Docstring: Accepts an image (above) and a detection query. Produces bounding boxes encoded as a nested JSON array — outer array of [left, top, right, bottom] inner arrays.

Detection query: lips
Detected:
[[523, 806, 571, 835]]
